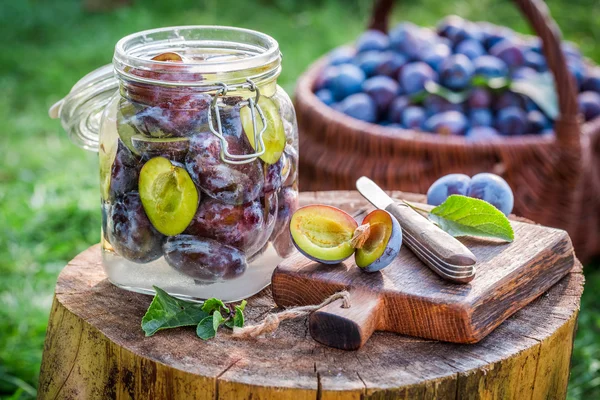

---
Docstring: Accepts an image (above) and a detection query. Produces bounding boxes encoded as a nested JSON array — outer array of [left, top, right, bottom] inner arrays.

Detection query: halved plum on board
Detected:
[[241, 96, 286, 164], [355, 210, 402, 272], [163, 235, 247, 281], [139, 157, 199, 236], [290, 205, 358, 264]]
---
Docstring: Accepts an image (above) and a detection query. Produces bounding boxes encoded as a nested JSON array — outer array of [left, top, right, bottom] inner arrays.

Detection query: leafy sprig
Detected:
[[141, 286, 246, 340]]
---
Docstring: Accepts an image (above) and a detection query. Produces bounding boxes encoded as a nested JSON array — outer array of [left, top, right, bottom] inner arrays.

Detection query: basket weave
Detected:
[[295, 0, 600, 262]]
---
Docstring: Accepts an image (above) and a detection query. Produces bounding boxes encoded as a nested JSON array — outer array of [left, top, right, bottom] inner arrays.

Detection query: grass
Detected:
[[0, 0, 598, 398]]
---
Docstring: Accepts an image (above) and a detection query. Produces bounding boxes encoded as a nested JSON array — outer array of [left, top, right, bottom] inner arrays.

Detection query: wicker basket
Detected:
[[295, 0, 600, 262]]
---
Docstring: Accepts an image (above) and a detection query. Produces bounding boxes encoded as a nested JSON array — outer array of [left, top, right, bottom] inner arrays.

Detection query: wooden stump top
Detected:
[[39, 191, 584, 399]]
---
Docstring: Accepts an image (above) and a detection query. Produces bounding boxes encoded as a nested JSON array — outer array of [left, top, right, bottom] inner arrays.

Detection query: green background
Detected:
[[0, 0, 598, 398]]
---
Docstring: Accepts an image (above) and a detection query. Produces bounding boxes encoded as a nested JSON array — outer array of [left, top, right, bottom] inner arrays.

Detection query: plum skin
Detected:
[[427, 174, 471, 206], [290, 205, 358, 264], [163, 235, 247, 281], [107, 192, 164, 263], [355, 210, 402, 272], [467, 173, 514, 216]]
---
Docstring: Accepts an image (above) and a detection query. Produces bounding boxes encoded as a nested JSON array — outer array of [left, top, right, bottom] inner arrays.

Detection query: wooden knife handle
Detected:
[[309, 290, 382, 351], [385, 203, 477, 266]]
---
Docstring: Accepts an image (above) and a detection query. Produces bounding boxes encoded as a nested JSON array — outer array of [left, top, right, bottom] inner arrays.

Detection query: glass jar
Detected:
[[51, 26, 299, 301]]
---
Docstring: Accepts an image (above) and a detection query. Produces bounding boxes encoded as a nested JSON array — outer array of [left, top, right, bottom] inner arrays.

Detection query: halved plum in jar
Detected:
[[139, 157, 199, 236], [241, 96, 286, 164], [290, 205, 358, 264], [185, 197, 264, 252], [355, 210, 402, 272], [163, 235, 247, 281], [107, 192, 164, 263]]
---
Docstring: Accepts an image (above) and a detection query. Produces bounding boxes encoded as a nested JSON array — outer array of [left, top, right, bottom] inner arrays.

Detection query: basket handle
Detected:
[[368, 0, 581, 150]]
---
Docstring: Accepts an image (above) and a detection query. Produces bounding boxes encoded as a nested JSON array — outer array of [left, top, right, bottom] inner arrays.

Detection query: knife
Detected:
[[356, 177, 477, 283]]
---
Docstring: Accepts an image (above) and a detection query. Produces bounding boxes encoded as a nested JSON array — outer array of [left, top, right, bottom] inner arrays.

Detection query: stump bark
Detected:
[[38, 191, 584, 400]]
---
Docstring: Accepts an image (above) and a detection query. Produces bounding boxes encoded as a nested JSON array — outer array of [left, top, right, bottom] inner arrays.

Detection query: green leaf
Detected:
[[213, 310, 226, 330], [424, 80, 470, 104], [196, 316, 216, 340], [428, 195, 514, 242], [141, 286, 209, 337], [472, 75, 511, 90], [510, 72, 558, 119], [202, 298, 227, 314], [225, 300, 247, 329]]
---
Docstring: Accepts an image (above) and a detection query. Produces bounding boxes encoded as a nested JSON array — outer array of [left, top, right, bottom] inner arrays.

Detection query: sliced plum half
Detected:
[[354, 210, 402, 272], [241, 96, 286, 164], [139, 157, 199, 236], [290, 205, 358, 264]]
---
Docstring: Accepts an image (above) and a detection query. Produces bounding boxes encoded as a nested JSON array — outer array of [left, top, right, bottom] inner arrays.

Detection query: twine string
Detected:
[[231, 290, 351, 338]]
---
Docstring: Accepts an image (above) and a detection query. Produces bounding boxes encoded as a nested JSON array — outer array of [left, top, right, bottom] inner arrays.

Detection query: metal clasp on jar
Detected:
[[208, 78, 267, 165]]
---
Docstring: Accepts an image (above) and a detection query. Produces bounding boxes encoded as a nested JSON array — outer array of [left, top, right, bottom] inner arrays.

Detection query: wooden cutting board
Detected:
[[272, 199, 575, 350]]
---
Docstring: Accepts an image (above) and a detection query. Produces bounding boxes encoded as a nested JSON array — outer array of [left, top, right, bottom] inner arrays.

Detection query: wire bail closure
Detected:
[[208, 78, 267, 164]]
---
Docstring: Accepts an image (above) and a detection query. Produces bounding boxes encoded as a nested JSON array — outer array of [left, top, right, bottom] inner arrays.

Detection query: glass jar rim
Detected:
[[113, 25, 282, 86]]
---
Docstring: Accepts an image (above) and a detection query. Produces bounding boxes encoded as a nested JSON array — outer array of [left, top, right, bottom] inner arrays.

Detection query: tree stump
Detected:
[[38, 191, 584, 400]]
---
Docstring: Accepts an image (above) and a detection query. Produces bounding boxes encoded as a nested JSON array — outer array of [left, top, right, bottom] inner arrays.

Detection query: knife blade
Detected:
[[356, 177, 476, 280]]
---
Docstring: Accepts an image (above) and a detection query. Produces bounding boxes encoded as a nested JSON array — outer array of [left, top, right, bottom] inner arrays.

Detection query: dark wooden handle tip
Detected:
[[309, 311, 365, 351]]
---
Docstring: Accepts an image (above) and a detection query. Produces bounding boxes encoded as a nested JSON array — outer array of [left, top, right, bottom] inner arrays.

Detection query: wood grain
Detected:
[[273, 192, 575, 346], [37, 191, 584, 399]]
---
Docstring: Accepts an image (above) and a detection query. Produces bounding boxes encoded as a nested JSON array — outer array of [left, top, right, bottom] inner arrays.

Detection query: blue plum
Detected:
[[389, 22, 423, 60], [362, 75, 399, 114], [439, 54, 475, 90], [482, 25, 515, 51], [467, 88, 492, 109], [375, 51, 408, 78], [421, 43, 452, 72], [469, 108, 493, 127], [527, 110, 550, 133], [315, 89, 334, 106], [511, 67, 538, 81], [387, 96, 411, 124], [427, 173, 471, 206], [473, 55, 509, 79], [455, 39, 486, 60], [582, 68, 600, 93], [423, 95, 465, 116], [355, 51, 386, 77], [467, 173, 514, 216], [399, 62, 437, 95], [495, 106, 528, 136], [436, 15, 471, 45], [465, 126, 501, 141], [493, 92, 524, 111], [400, 106, 426, 130], [314, 65, 339, 91], [330, 64, 366, 100], [489, 40, 525, 69], [524, 51, 547, 72], [337, 93, 377, 123], [423, 111, 469, 136], [578, 91, 600, 121], [356, 30, 390, 53], [328, 47, 355, 66], [355, 210, 402, 272]]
